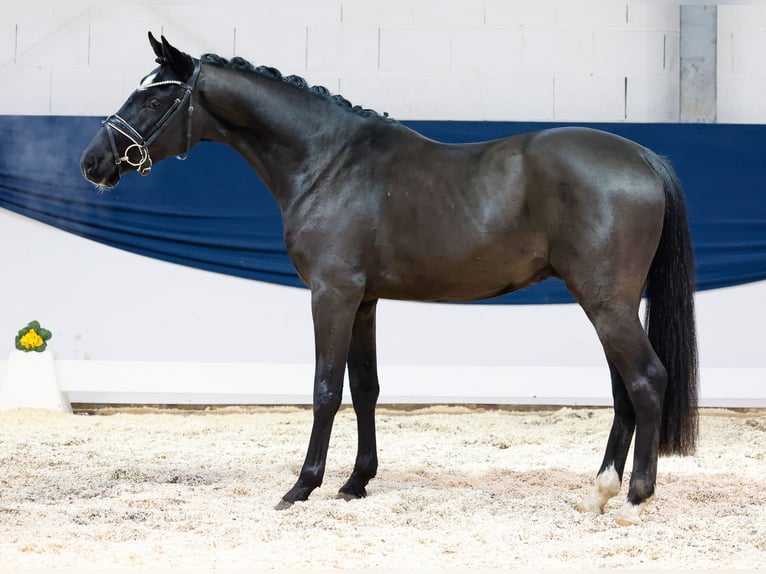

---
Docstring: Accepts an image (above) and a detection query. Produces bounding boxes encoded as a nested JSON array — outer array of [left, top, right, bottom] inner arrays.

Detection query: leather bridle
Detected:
[[102, 59, 201, 176]]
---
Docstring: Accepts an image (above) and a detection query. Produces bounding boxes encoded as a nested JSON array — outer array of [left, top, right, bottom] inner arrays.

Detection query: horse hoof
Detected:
[[614, 513, 641, 526], [613, 502, 644, 526], [336, 489, 367, 501], [338, 481, 368, 500], [577, 497, 605, 514], [275, 498, 294, 511]]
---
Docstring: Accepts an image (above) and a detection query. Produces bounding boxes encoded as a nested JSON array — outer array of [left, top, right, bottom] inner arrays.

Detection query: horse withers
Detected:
[[81, 33, 698, 525]]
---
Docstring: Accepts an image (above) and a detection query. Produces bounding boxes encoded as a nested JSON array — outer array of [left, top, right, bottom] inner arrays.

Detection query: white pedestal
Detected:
[[0, 350, 72, 413]]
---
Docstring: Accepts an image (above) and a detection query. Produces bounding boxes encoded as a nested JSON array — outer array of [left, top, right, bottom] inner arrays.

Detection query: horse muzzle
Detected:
[[80, 138, 122, 188]]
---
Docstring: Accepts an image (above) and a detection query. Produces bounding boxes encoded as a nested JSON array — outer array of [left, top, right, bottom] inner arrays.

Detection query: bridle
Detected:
[[102, 59, 201, 176]]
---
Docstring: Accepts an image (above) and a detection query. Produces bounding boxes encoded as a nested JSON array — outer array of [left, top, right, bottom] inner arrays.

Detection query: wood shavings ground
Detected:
[[1, 406, 764, 570]]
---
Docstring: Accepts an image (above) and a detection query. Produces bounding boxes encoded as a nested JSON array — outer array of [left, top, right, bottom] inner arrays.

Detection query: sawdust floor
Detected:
[[1, 405, 765, 570]]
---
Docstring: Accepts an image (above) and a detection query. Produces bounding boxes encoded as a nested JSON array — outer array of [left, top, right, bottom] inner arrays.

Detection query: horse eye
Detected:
[[147, 97, 161, 109]]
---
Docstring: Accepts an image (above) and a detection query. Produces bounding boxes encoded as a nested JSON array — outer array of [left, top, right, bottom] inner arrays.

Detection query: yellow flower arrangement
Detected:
[[15, 321, 52, 353], [19, 329, 44, 350]]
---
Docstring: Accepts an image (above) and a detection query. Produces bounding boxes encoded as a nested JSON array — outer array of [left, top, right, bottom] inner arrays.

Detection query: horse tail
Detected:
[[642, 149, 699, 456]]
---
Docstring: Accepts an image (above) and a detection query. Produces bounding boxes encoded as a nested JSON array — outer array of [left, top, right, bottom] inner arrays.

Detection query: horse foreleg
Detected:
[[580, 362, 635, 514], [338, 299, 380, 500], [277, 285, 362, 509]]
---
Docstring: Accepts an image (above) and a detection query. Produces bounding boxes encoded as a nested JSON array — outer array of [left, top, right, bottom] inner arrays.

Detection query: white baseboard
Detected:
[[2, 359, 763, 408]]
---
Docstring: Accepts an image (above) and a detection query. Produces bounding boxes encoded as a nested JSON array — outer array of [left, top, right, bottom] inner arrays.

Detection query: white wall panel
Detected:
[[521, 29, 595, 74], [3, 0, 58, 20], [626, 5, 679, 30], [0, 66, 50, 114], [410, 0, 485, 27], [486, 1, 627, 29], [235, 25, 307, 73], [451, 27, 523, 73], [50, 67, 124, 115], [15, 20, 89, 69], [718, 78, 766, 124], [0, 24, 16, 67], [722, 28, 766, 79], [341, 71, 482, 121], [306, 26, 379, 73], [554, 75, 626, 122], [594, 30, 670, 75], [717, 4, 766, 30], [157, 22, 236, 61], [479, 73, 554, 121], [625, 74, 679, 123], [484, 1, 560, 28], [340, 0, 414, 27], [88, 22, 164, 72], [379, 27, 452, 73], [262, 0, 341, 27], [718, 5, 766, 124]]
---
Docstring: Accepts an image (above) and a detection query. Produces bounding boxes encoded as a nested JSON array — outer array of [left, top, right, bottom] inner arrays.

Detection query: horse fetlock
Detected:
[[627, 476, 655, 506], [579, 465, 621, 514], [281, 479, 317, 507], [338, 476, 370, 499]]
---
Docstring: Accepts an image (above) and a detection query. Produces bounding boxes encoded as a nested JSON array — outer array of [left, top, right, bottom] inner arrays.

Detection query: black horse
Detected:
[[81, 34, 698, 525]]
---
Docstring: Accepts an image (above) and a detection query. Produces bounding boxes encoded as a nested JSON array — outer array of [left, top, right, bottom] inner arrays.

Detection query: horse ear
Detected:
[[148, 31, 163, 60], [160, 35, 195, 81]]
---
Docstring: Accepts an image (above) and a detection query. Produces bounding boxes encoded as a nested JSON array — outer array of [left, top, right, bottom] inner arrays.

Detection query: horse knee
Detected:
[[314, 382, 343, 415]]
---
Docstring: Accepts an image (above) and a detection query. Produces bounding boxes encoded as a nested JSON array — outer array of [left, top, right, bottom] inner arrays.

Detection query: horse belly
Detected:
[[368, 232, 552, 302]]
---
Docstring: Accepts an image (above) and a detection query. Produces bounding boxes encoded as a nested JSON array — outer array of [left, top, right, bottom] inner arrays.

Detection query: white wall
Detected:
[[1, 1, 683, 121], [718, 4, 766, 123], [3, 2, 763, 122], [1, 2, 764, 405]]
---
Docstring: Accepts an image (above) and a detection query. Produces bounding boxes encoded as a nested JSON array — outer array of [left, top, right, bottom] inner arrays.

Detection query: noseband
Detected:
[[103, 60, 201, 176]]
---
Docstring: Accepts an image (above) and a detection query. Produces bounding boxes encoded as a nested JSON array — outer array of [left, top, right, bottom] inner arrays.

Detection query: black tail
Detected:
[[642, 149, 699, 456]]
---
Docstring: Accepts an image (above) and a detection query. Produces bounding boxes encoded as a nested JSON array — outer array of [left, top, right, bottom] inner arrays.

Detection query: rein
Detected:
[[103, 60, 201, 176]]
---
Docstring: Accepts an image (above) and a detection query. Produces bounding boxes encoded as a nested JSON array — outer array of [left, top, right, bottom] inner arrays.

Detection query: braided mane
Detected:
[[200, 53, 395, 123]]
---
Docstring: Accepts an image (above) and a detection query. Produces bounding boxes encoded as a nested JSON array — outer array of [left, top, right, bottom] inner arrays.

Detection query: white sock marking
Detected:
[[580, 465, 621, 514]]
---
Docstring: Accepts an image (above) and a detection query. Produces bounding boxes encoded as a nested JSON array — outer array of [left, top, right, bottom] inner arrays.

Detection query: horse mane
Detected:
[[200, 53, 396, 123]]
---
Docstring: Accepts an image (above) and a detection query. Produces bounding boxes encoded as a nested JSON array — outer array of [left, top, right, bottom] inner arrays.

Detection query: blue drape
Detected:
[[1, 115, 764, 304]]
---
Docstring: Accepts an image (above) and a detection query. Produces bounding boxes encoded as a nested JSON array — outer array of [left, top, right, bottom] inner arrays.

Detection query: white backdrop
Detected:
[[1, 1, 765, 405]]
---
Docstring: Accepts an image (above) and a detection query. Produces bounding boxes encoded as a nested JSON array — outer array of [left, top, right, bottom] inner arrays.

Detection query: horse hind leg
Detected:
[[585, 303, 667, 525], [337, 299, 380, 500], [579, 361, 636, 514]]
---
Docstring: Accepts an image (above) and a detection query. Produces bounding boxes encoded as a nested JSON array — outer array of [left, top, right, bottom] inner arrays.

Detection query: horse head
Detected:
[[80, 33, 201, 188]]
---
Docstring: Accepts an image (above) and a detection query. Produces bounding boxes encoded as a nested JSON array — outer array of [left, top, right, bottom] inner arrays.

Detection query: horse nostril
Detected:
[[81, 154, 97, 177]]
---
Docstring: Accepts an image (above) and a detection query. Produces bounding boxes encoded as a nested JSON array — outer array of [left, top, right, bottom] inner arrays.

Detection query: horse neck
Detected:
[[197, 65, 355, 208]]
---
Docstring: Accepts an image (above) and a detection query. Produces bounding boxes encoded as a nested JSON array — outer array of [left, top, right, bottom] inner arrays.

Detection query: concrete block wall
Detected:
[[718, 5, 766, 123], [0, 0, 688, 122], [0, 2, 763, 121]]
